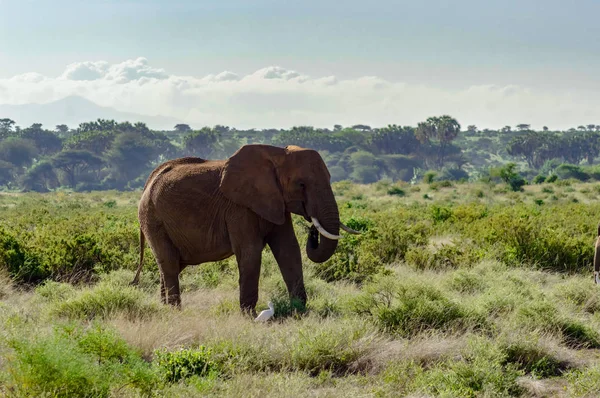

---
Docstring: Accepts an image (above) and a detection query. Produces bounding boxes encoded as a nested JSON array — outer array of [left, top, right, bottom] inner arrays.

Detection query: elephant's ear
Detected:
[[219, 144, 286, 225]]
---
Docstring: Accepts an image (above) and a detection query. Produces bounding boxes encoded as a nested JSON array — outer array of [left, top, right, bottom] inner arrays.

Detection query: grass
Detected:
[[2, 181, 600, 396]]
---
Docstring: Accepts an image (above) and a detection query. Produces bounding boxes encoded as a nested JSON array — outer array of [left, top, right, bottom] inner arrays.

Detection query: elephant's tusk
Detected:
[[340, 222, 362, 235], [310, 217, 341, 240]]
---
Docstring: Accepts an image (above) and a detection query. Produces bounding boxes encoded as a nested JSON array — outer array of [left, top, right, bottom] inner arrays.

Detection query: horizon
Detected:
[[2, 1, 600, 130]]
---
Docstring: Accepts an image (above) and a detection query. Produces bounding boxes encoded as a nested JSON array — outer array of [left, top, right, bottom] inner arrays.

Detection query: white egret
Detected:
[[254, 301, 275, 322]]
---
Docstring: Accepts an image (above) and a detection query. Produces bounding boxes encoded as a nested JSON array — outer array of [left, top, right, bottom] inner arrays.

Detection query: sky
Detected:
[[1, 0, 600, 130]]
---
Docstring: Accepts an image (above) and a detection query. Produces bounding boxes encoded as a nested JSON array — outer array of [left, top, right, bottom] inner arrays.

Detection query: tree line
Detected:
[[1, 115, 600, 192]]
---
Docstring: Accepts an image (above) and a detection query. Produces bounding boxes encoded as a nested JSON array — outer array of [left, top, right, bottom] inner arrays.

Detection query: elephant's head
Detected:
[[219, 144, 358, 263]]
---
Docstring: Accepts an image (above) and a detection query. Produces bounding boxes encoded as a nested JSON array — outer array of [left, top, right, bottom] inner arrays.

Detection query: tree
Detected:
[[19, 124, 63, 156], [0, 118, 16, 138], [55, 124, 70, 135], [64, 130, 116, 155], [501, 126, 512, 133], [467, 125, 478, 133], [370, 125, 420, 155], [105, 133, 159, 186], [20, 161, 59, 192], [183, 127, 221, 158], [0, 138, 38, 168], [0, 160, 14, 187], [348, 151, 383, 183], [415, 115, 461, 168], [351, 124, 371, 132], [516, 124, 530, 131], [78, 119, 118, 133], [497, 163, 526, 191], [507, 131, 560, 168], [174, 124, 192, 133], [588, 124, 596, 132], [51, 150, 104, 188], [543, 126, 549, 132]]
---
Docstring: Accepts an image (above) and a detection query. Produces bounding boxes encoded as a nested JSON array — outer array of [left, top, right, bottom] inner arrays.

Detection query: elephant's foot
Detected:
[[240, 306, 257, 318], [166, 294, 181, 309]]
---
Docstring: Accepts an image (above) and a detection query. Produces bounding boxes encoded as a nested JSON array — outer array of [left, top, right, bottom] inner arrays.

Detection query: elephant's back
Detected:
[[142, 157, 210, 191]]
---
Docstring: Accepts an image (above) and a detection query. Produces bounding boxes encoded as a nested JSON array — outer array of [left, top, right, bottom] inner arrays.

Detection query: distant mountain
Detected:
[[0, 96, 183, 130]]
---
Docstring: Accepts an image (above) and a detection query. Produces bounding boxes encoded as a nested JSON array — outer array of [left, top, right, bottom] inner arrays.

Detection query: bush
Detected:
[[0, 228, 43, 283], [53, 281, 159, 320], [155, 347, 219, 383], [4, 325, 157, 397], [387, 187, 405, 196], [415, 339, 524, 397], [423, 171, 437, 184], [516, 301, 600, 348], [464, 206, 595, 273], [6, 334, 112, 397], [313, 216, 401, 283], [498, 163, 527, 192], [430, 205, 453, 223], [546, 174, 558, 183], [532, 175, 546, 184], [352, 278, 485, 336], [501, 340, 568, 378], [405, 243, 480, 271], [555, 164, 590, 181]]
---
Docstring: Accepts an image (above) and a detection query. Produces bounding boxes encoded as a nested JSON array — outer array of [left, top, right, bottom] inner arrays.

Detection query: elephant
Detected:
[[130, 144, 360, 314], [595, 224, 600, 284]]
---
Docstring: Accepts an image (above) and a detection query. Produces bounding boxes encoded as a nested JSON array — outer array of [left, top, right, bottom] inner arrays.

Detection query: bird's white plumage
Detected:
[[254, 301, 275, 322]]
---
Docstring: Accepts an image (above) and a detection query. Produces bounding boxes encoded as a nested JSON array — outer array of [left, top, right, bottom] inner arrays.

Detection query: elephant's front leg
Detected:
[[267, 214, 307, 308], [233, 243, 264, 316]]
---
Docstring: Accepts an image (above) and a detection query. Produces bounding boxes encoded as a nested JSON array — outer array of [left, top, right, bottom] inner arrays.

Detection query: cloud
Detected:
[[59, 57, 167, 83], [0, 57, 599, 130], [61, 61, 109, 81]]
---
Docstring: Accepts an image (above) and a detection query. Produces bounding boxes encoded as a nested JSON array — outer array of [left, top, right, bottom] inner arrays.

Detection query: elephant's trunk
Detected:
[[306, 186, 339, 263]]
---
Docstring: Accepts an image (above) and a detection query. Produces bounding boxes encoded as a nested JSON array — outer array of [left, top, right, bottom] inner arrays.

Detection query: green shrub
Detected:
[[314, 215, 428, 283], [155, 347, 219, 383], [546, 174, 558, 183], [352, 278, 485, 336], [532, 175, 546, 184], [35, 280, 76, 301], [466, 207, 594, 273], [413, 338, 524, 397], [555, 164, 590, 181], [501, 340, 567, 378], [566, 364, 600, 397], [423, 171, 437, 184], [430, 205, 453, 223], [287, 322, 374, 376], [498, 163, 527, 192], [387, 187, 406, 196], [53, 281, 159, 320], [445, 270, 487, 294], [6, 334, 112, 397], [0, 228, 43, 283], [516, 301, 600, 348], [4, 325, 157, 397], [405, 243, 479, 271]]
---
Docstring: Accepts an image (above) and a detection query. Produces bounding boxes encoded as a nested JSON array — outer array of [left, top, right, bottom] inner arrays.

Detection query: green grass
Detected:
[[2, 181, 600, 396]]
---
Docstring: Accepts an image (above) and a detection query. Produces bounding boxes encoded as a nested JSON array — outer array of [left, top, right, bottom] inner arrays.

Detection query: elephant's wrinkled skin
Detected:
[[594, 224, 600, 284], [132, 144, 353, 314]]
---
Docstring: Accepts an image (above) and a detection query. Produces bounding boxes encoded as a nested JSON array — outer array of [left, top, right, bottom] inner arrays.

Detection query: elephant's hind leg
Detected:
[[145, 226, 182, 308]]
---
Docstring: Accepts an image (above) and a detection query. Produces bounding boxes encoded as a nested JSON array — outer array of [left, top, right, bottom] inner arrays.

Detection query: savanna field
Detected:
[[3, 179, 600, 397]]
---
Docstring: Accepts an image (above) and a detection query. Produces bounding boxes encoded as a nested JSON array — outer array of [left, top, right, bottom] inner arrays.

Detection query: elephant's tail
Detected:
[[130, 229, 145, 286]]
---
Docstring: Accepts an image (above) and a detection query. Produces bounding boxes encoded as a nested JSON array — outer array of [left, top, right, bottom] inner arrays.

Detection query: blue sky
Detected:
[[1, 0, 600, 128]]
